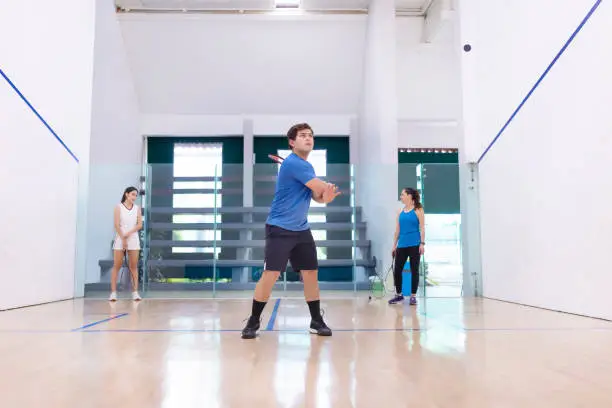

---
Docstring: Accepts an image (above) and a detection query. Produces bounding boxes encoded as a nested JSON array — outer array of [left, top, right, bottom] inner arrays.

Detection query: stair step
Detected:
[[148, 239, 370, 248], [148, 222, 366, 231], [147, 259, 375, 268], [148, 206, 362, 215], [99, 259, 374, 268]]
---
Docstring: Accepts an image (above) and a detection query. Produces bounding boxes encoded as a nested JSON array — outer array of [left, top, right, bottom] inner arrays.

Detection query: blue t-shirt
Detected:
[[266, 153, 316, 231]]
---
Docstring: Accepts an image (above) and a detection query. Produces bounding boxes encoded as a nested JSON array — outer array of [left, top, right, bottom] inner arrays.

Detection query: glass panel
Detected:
[[173, 143, 222, 177], [173, 181, 217, 190], [398, 163, 418, 197], [82, 164, 145, 300], [396, 163, 464, 298], [80, 161, 460, 300], [84, 160, 377, 299], [397, 163, 427, 297], [171, 214, 221, 255], [142, 141, 225, 299], [318, 162, 356, 291], [278, 149, 328, 259], [277, 149, 329, 264], [246, 162, 359, 296], [421, 163, 463, 297], [351, 164, 358, 293], [421, 163, 461, 214]]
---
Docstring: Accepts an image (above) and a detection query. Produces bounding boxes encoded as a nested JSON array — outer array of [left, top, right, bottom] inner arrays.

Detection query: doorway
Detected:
[[398, 149, 463, 297]]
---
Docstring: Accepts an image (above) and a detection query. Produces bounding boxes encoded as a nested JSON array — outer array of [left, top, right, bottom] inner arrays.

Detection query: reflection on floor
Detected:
[[85, 286, 463, 300], [1, 296, 612, 407], [422, 285, 462, 297]]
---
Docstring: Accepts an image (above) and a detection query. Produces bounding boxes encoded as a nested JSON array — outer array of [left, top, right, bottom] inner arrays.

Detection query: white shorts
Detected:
[[113, 233, 140, 251]]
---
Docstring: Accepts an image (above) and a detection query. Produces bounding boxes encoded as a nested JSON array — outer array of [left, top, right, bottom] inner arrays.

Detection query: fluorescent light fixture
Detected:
[[275, 0, 300, 8]]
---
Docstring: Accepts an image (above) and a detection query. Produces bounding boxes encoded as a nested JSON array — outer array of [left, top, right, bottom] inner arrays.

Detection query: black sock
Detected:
[[251, 300, 266, 319], [307, 300, 321, 320]]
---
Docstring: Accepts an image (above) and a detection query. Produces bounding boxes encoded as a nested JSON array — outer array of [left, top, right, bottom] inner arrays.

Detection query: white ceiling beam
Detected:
[[420, 0, 435, 13], [421, 0, 453, 43], [395, 0, 428, 15], [117, 0, 276, 11], [116, 0, 431, 14], [301, 0, 369, 10], [116, 0, 144, 8]]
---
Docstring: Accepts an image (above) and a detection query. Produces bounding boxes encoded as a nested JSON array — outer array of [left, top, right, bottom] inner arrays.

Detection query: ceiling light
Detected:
[[275, 0, 300, 8]]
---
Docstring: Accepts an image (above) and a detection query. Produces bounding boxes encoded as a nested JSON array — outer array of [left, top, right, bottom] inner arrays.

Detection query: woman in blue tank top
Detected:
[[389, 187, 425, 305]]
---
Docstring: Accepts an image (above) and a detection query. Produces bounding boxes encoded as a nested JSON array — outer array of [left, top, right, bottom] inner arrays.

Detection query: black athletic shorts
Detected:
[[263, 224, 318, 273]]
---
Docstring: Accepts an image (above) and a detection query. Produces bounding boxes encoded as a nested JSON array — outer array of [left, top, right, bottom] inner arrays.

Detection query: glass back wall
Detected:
[[398, 149, 463, 297], [80, 141, 462, 299]]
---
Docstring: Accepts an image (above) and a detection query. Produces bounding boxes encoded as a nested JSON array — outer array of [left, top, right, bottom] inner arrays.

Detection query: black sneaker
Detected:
[[309, 316, 332, 336], [241, 316, 261, 339]]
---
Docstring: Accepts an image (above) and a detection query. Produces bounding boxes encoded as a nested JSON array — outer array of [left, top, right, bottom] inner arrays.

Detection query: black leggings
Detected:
[[393, 246, 421, 296]]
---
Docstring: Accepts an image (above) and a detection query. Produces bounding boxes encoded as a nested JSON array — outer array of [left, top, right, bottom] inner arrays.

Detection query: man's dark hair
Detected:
[[287, 123, 313, 149]]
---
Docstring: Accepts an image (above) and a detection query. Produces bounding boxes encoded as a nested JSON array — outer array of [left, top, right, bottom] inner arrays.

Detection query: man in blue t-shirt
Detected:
[[241, 123, 341, 339]]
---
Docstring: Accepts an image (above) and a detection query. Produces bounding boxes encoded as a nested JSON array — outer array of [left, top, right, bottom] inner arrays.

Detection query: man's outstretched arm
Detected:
[[307, 180, 340, 204]]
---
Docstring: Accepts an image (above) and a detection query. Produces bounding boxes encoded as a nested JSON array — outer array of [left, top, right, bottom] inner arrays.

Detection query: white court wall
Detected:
[[0, 1, 96, 309], [140, 114, 354, 137], [118, 10, 461, 281], [122, 13, 460, 146], [118, 11, 370, 179], [357, 0, 399, 276], [459, 0, 612, 319], [396, 17, 461, 122], [119, 13, 366, 117], [398, 119, 459, 148], [396, 16, 461, 148]]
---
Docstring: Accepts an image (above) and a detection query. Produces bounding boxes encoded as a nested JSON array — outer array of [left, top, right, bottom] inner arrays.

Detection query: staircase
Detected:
[[87, 166, 377, 293]]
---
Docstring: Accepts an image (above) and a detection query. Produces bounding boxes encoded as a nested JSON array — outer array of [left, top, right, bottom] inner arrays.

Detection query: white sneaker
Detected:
[[132, 291, 142, 301], [109, 292, 117, 302]]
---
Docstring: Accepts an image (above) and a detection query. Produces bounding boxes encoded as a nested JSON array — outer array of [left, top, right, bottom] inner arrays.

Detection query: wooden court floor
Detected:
[[1, 295, 612, 407]]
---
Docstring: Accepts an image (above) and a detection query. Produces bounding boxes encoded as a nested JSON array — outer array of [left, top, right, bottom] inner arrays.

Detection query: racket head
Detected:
[[268, 153, 284, 164]]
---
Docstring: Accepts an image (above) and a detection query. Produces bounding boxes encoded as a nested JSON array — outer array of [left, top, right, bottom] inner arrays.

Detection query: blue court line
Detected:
[[265, 299, 281, 331], [2, 325, 612, 334], [477, 0, 602, 164], [0, 68, 79, 163], [72, 313, 129, 331], [78, 328, 427, 333], [80, 329, 243, 333], [74, 326, 612, 333]]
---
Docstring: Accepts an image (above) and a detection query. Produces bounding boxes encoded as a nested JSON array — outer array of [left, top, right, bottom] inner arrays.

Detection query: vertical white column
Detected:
[[349, 117, 359, 167], [240, 119, 255, 283], [243, 118, 254, 208], [456, 0, 483, 296], [357, 0, 399, 274]]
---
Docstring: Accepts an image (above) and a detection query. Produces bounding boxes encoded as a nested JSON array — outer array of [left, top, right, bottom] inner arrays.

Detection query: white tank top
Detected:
[[117, 203, 139, 233]]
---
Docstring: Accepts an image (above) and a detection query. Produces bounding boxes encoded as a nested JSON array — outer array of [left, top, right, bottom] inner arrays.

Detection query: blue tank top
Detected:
[[397, 209, 421, 248]]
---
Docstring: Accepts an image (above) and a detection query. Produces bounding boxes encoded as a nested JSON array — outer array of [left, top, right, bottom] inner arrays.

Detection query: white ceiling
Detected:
[[116, 0, 433, 14]]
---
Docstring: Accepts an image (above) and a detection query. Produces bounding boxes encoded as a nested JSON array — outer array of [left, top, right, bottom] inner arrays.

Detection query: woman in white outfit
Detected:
[[109, 187, 143, 301]]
